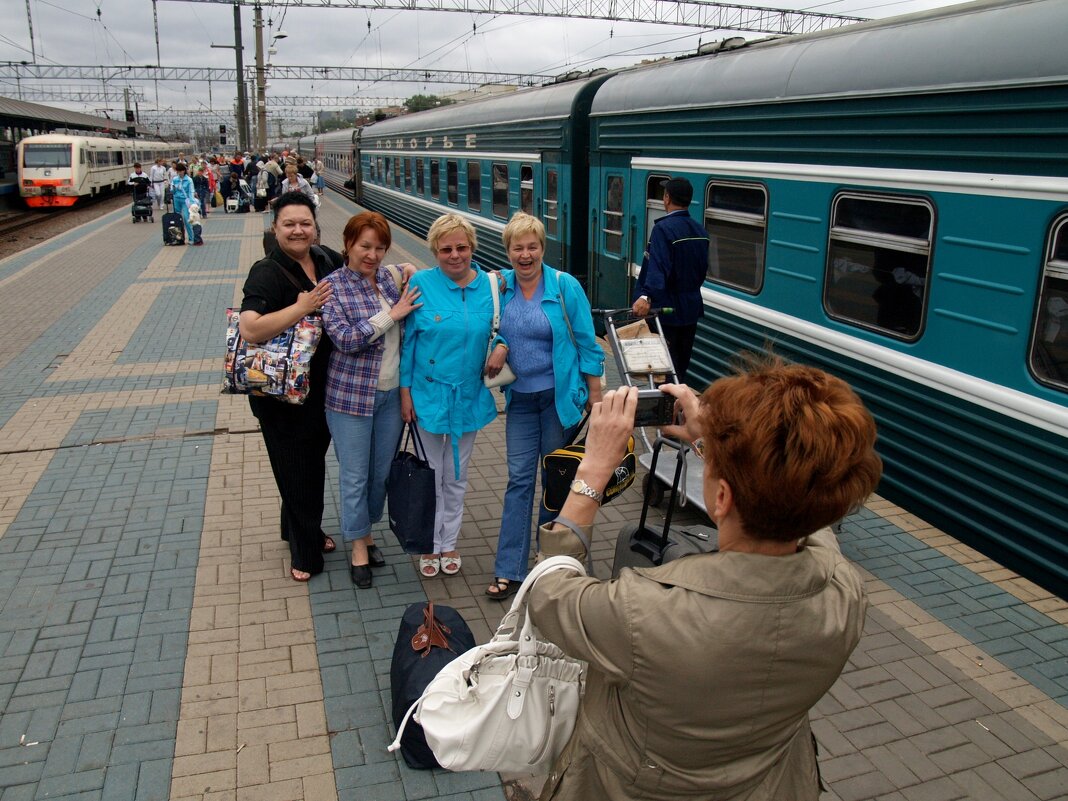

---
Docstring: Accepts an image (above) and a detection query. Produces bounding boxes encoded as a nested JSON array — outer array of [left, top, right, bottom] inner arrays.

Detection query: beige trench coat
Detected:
[[528, 528, 866, 801]]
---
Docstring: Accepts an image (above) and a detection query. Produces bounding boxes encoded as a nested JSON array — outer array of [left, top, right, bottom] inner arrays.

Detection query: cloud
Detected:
[[0, 0, 956, 134]]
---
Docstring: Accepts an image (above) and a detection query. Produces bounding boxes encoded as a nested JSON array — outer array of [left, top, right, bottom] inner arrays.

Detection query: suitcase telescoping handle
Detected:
[[633, 435, 686, 564]]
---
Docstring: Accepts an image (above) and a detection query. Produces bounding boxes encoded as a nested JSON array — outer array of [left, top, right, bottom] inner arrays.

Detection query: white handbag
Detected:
[[483, 274, 517, 389], [388, 556, 587, 773]]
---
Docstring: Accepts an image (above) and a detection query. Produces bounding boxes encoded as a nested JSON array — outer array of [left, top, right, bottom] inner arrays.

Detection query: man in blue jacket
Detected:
[[631, 177, 709, 382]]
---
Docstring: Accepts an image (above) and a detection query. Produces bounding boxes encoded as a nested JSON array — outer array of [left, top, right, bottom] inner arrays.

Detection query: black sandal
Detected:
[[485, 578, 516, 601], [350, 564, 372, 589], [322, 535, 337, 553]]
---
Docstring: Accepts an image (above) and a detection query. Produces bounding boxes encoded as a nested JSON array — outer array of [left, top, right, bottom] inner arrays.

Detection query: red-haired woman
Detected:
[[322, 212, 422, 588], [530, 358, 883, 801]]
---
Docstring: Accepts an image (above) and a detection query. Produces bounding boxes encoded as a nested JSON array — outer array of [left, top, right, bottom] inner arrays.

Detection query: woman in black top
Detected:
[[239, 193, 342, 581]]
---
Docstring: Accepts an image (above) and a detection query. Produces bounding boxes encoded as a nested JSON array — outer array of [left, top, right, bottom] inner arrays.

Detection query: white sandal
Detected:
[[440, 555, 462, 576], [419, 556, 440, 578]]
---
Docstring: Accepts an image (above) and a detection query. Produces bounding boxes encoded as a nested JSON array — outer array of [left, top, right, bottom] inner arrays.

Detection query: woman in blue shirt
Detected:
[[399, 214, 497, 578], [483, 212, 604, 599]]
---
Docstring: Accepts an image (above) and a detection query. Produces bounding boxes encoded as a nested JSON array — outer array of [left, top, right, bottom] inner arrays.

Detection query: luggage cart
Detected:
[[597, 309, 717, 575], [598, 308, 708, 517]]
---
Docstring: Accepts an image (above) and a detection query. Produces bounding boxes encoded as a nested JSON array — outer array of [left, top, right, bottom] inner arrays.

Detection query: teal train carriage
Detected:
[[585, 0, 1068, 593], [353, 74, 610, 278]]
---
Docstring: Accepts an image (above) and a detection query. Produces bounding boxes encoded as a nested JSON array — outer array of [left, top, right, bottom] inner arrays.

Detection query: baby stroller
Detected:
[[130, 177, 153, 223], [226, 178, 253, 213]]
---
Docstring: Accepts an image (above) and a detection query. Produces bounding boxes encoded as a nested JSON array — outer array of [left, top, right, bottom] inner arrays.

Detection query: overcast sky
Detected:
[[0, 0, 963, 134]]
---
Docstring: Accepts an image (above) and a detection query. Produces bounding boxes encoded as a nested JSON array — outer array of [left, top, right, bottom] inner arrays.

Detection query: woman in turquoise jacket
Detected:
[[169, 162, 197, 243], [400, 213, 497, 579], [483, 212, 604, 599]]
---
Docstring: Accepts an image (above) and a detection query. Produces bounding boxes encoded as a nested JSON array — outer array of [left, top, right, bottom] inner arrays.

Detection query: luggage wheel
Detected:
[[642, 474, 665, 507]]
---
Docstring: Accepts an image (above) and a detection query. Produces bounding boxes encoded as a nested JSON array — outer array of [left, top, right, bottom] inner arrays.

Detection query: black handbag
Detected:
[[386, 425, 437, 554], [390, 602, 475, 769], [542, 414, 637, 513]]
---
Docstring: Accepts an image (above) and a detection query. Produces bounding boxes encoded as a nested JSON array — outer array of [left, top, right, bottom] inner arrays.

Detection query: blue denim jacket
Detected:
[[497, 266, 604, 430]]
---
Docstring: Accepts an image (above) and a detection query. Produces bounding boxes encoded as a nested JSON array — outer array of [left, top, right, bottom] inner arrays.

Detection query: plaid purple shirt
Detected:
[[322, 265, 402, 415]]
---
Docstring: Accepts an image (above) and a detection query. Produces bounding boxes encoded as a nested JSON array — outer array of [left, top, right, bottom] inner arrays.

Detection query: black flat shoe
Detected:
[[367, 544, 386, 568], [350, 564, 372, 589]]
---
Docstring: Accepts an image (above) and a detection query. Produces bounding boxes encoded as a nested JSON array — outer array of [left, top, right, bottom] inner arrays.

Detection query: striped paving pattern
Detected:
[[0, 194, 1063, 801]]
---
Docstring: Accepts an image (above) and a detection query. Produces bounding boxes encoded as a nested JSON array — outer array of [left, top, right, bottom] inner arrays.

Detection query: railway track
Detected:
[[0, 192, 122, 240]]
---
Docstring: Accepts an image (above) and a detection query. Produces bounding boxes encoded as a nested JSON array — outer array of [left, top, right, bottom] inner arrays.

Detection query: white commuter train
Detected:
[[18, 134, 190, 208]]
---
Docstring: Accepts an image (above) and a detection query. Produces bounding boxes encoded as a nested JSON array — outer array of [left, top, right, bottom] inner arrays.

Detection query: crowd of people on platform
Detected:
[[131, 149, 326, 245], [236, 181, 881, 801]]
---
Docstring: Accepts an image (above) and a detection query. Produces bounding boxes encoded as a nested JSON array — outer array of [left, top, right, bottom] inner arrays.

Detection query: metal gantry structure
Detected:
[[165, 0, 866, 35], [0, 64, 555, 86], [0, 87, 148, 103], [4, 0, 868, 150]]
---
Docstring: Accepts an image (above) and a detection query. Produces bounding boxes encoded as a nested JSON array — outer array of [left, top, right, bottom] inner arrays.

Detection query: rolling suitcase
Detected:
[[611, 434, 717, 577], [162, 204, 185, 246]]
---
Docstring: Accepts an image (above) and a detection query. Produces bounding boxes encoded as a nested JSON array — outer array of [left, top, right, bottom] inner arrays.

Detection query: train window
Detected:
[[604, 175, 624, 255], [393, 157, 401, 189], [1029, 215, 1068, 392], [384, 157, 393, 186], [404, 158, 412, 192], [521, 164, 533, 215], [378, 157, 385, 184], [416, 158, 425, 194], [447, 160, 458, 205], [431, 160, 440, 198], [117, 151, 124, 166], [467, 161, 482, 212], [704, 181, 767, 294], [824, 193, 933, 340], [492, 163, 508, 219], [545, 170, 558, 237], [23, 143, 72, 168]]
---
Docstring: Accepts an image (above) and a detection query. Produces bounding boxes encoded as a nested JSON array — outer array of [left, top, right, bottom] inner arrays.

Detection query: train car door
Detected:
[[589, 155, 633, 311], [540, 157, 564, 276]]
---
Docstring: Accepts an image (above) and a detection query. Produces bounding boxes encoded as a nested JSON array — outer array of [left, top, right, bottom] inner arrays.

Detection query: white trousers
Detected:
[[151, 182, 167, 209], [416, 425, 476, 554]]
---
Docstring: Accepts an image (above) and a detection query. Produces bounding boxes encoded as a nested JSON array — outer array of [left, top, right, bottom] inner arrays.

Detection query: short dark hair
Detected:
[[660, 177, 694, 207], [272, 191, 317, 222]]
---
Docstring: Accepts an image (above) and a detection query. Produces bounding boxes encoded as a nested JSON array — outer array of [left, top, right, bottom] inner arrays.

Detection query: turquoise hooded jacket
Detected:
[[399, 264, 498, 473], [497, 265, 604, 429]]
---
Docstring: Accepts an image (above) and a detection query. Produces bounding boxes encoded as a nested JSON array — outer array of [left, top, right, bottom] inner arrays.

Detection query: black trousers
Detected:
[[660, 322, 698, 384], [250, 394, 332, 574]]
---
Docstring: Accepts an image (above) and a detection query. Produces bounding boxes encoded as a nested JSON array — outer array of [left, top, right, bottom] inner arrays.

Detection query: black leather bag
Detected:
[[386, 425, 436, 554], [390, 602, 475, 769]]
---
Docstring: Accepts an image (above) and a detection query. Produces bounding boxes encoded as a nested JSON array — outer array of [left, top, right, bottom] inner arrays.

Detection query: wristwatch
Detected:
[[569, 478, 604, 503]]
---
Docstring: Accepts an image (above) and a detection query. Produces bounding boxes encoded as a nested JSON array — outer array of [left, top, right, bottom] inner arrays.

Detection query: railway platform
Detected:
[[0, 193, 1066, 801]]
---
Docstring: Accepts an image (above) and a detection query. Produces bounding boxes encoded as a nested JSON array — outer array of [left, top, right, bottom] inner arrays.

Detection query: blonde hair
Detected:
[[427, 213, 477, 254], [502, 211, 545, 250]]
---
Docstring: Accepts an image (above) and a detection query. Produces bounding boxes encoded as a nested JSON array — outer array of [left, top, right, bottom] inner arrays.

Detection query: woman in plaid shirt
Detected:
[[322, 212, 422, 589]]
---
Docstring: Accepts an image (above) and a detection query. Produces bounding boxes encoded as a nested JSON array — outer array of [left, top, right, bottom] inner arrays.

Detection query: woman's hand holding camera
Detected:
[[574, 387, 639, 492]]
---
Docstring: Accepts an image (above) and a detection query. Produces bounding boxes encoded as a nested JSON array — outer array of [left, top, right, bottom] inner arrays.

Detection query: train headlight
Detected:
[[22, 179, 32, 186]]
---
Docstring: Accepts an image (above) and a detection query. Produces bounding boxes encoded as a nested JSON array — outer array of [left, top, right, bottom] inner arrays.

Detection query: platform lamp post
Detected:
[[210, 2, 250, 152]]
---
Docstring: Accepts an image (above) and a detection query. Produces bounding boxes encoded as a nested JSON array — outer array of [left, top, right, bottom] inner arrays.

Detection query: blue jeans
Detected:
[[326, 389, 404, 542], [494, 389, 575, 582]]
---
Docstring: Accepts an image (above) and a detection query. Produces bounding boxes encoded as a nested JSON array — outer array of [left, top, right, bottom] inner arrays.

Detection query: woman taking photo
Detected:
[[484, 212, 604, 599], [239, 193, 341, 581], [399, 213, 497, 578], [529, 361, 882, 800], [322, 212, 422, 589]]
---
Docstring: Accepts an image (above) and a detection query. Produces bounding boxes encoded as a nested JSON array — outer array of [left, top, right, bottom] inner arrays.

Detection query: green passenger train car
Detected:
[[303, 0, 1068, 595]]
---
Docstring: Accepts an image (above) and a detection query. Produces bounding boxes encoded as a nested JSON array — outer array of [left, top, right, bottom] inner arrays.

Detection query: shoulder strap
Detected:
[[487, 272, 502, 337], [557, 273, 577, 348]]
